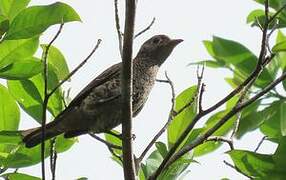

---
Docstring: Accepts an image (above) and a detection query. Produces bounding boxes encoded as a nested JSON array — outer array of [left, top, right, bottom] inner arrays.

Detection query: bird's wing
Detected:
[[67, 62, 121, 108]]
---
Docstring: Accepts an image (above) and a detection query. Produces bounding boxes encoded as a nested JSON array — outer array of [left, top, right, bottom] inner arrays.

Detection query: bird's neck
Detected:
[[133, 57, 160, 79]]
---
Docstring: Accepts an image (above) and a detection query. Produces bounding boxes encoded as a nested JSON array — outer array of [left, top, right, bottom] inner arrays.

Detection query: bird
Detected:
[[22, 34, 183, 148]]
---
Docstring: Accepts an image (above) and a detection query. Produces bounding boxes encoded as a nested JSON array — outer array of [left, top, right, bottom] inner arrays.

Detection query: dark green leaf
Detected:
[[0, 37, 39, 69], [193, 111, 236, 157], [0, 0, 31, 20], [0, 15, 9, 37], [254, 0, 286, 28], [167, 86, 197, 148], [155, 142, 168, 158], [1, 172, 40, 180], [7, 66, 63, 123], [7, 79, 43, 122], [246, 9, 276, 29], [0, 57, 42, 79], [228, 149, 274, 177], [0, 84, 20, 131], [211, 36, 273, 87], [41, 45, 70, 80], [5, 2, 81, 40], [260, 101, 286, 138], [158, 153, 193, 180]]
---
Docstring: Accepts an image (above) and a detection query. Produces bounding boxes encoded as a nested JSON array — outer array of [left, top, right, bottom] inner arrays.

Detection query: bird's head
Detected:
[[136, 35, 183, 66]]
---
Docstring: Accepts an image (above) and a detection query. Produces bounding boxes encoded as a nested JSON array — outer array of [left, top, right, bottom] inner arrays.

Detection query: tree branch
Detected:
[[149, 1, 281, 178], [206, 136, 234, 150], [137, 72, 175, 164], [165, 70, 286, 168], [254, 136, 268, 152], [114, 0, 123, 58], [121, 0, 137, 179], [46, 39, 102, 99], [41, 23, 64, 180], [223, 160, 253, 179], [134, 17, 156, 39], [89, 133, 122, 149]]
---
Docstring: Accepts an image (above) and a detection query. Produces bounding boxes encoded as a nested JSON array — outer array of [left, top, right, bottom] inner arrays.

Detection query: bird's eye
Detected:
[[152, 38, 160, 44]]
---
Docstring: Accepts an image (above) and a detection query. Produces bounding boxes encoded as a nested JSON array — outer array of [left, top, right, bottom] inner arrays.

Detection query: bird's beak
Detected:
[[169, 39, 184, 46]]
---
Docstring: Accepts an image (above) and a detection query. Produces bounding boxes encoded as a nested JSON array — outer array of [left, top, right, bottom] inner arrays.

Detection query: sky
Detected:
[[11, 0, 278, 179]]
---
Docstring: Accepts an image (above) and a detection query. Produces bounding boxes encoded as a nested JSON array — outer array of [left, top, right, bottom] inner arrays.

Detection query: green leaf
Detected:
[[0, 0, 31, 20], [227, 150, 277, 178], [2, 134, 75, 168], [0, 37, 39, 69], [167, 86, 197, 148], [41, 45, 70, 80], [260, 101, 286, 138], [192, 110, 236, 157], [143, 150, 163, 178], [104, 130, 122, 156], [188, 60, 225, 68], [203, 40, 215, 57], [155, 142, 168, 158], [1, 172, 40, 180], [272, 40, 286, 52], [254, 0, 286, 28], [211, 36, 273, 87], [246, 9, 276, 29], [7, 79, 43, 122], [0, 84, 20, 131], [273, 137, 286, 168], [0, 57, 42, 79], [5, 2, 81, 40], [0, 15, 9, 37], [158, 153, 193, 180], [7, 66, 63, 123], [247, 9, 265, 24], [0, 131, 22, 144]]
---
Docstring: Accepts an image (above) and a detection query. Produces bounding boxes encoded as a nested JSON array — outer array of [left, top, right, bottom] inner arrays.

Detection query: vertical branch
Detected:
[[50, 138, 57, 180], [41, 23, 64, 180], [114, 0, 123, 58], [121, 0, 136, 179]]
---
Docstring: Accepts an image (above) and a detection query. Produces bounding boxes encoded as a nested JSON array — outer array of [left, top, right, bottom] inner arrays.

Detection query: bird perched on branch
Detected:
[[22, 35, 183, 148]]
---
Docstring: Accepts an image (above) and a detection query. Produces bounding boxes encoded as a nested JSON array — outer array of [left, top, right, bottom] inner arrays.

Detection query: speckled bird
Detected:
[[22, 35, 183, 148]]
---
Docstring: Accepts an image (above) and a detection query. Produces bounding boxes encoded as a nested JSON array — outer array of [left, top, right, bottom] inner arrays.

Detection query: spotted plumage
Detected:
[[22, 35, 183, 148]]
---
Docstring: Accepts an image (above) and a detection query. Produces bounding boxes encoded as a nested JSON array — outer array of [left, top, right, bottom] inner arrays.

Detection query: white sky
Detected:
[[13, 0, 277, 179]]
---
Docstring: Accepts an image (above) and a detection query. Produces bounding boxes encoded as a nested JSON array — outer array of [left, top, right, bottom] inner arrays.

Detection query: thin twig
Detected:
[[254, 136, 268, 152], [206, 136, 234, 150], [41, 23, 64, 180], [89, 133, 122, 149], [114, 0, 123, 58], [121, 0, 137, 179], [138, 72, 175, 164], [46, 39, 102, 99], [134, 17, 156, 39], [50, 138, 57, 180], [223, 160, 253, 179], [149, 1, 279, 177], [165, 70, 286, 169], [197, 65, 205, 113], [268, 3, 286, 23]]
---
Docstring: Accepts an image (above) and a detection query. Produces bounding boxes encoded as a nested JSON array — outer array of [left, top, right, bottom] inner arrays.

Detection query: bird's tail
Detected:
[[22, 120, 64, 148]]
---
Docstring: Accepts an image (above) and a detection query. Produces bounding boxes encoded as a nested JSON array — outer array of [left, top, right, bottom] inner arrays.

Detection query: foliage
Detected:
[[1, 0, 286, 179], [0, 0, 80, 176]]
